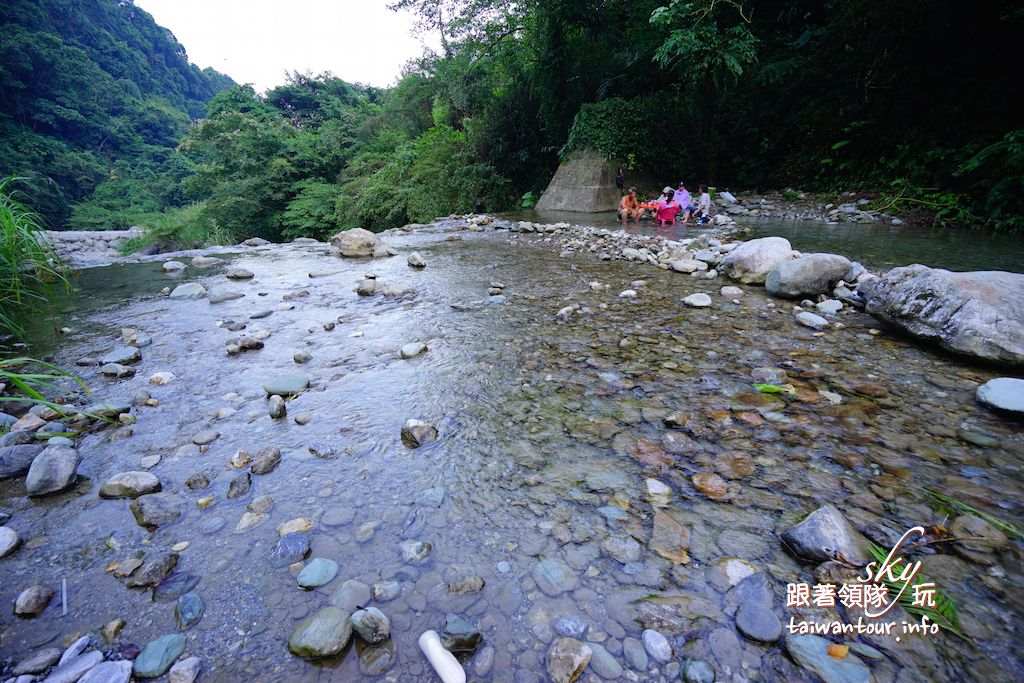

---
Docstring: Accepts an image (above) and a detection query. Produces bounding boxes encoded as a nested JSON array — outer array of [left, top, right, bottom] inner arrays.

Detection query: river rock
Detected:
[[100, 471, 161, 498], [0, 444, 45, 479], [130, 493, 183, 528], [192, 255, 221, 267], [683, 293, 712, 308], [683, 659, 716, 683], [351, 607, 391, 645], [602, 534, 642, 564], [442, 613, 481, 653], [42, 650, 104, 683], [11, 412, 45, 431], [622, 637, 647, 671], [950, 514, 1009, 563], [207, 286, 244, 304], [863, 265, 1024, 366], [976, 377, 1024, 415], [250, 447, 282, 474], [25, 445, 79, 496], [401, 419, 438, 448], [168, 656, 201, 683], [126, 553, 179, 588], [298, 558, 339, 588], [100, 362, 135, 378], [766, 253, 851, 298], [692, 471, 729, 499], [735, 603, 783, 642], [102, 345, 142, 365], [79, 660, 132, 683], [14, 584, 54, 615], [796, 311, 829, 330], [588, 642, 623, 679], [176, 592, 205, 629], [1, 525, 21, 558], [555, 616, 589, 639], [331, 228, 377, 257], [288, 606, 353, 658], [649, 509, 690, 563], [271, 532, 311, 565], [642, 629, 672, 662], [169, 283, 206, 300], [400, 342, 428, 359], [226, 267, 254, 280], [268, 395, 286, 419], [133, 633, 186, 678], [407, 252, 426, 268], [781, 504, 871, 565], [331, 579, 371, 611], [400, 539, 433, 564], [720, 237, 795, 284], [355, 278, 378, 296], [547, 637, 592, 683], [162, 261, 186, 272], [816, 299, 844, 315], [12, 647, 62, 674], [533, 558, 579, 596], [263, 374, 309, 397], [192, 430, 219, 445], [785, 634, 870, 683]]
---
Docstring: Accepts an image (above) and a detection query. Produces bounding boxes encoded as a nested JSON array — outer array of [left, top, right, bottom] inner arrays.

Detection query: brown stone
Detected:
[[632, 439, 673, 470], [713, 451, 755, 479], [692, 471, 730, 500], [649, 509, 691, 564]]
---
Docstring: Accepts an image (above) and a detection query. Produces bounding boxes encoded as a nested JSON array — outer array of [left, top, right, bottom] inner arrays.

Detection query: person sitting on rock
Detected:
[[683, 184, 712, 225], [673, 182, 691, 212], [618, 187, 641, 225], [655, 187, 681, 225]]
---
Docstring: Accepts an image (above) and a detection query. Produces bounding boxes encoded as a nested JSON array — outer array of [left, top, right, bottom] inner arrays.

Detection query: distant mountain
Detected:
[[0, 0, 233, 225]]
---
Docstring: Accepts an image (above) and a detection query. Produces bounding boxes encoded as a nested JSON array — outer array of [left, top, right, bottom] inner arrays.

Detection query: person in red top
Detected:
[[618, 187, 641, 225]]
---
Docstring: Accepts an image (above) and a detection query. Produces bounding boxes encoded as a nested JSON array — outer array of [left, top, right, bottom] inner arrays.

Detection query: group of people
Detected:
[[617, 182, 711, 227]]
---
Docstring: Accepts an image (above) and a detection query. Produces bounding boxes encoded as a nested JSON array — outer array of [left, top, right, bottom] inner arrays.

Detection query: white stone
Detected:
[[976, 378, 1024, 415], [0, 526, 21, 558], [148, 372, 175, 385], [682, 293, 712, 308], [796, 311, 829, 330]]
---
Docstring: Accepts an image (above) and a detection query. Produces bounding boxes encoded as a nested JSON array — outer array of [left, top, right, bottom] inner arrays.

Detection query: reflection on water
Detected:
[[501, 209, 1024, 274], [1, 229, 1021, 682]]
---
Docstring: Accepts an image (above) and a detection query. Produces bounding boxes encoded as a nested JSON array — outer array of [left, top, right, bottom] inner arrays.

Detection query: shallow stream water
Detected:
[[1, 226, 1022, 682]]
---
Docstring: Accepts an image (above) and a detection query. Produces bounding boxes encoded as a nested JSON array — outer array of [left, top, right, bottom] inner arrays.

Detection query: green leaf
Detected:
[[831, 140, 852, 150]]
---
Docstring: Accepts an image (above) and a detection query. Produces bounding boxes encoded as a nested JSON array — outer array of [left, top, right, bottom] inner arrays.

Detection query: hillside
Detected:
[[0, 0, 233, 227]]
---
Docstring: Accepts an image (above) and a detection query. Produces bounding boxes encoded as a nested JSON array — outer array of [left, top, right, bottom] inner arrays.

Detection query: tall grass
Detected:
[[0, 357, 89, 416], [0, 175, 69, 337]]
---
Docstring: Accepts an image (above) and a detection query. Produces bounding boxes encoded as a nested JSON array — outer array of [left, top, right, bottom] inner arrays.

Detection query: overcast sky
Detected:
[[135, 0, 438, 92]]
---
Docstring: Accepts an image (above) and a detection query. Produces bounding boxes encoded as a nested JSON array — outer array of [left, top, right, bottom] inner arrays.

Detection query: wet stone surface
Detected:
[[0, 225, 1022, 681]]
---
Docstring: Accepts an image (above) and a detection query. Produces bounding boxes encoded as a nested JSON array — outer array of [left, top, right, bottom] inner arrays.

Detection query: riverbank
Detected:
[[1, 215, 1021, 682]]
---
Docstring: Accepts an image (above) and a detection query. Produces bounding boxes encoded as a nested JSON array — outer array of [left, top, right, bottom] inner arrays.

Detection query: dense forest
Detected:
[[1, 0, 1022, 241]]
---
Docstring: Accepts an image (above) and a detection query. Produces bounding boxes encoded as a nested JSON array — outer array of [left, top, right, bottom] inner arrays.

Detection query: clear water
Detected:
[[1, 227, 1021, 682]]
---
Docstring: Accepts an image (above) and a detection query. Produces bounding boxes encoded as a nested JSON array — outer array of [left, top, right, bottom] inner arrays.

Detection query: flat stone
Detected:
[[330, 579, 372, 611], [207, 286, 245, 304], [12, 647, 62, 675], [785, 634, 871, 683], [192, 430, 219, 445], [976, 377, 1024, 415], [532, 558, 579, 596], [101, 345, 142, 365], [226, 267, 254, 280], [602, 534, 642, 564], [250, 447, 281, 474], [235, 512, 268, 532], [41, 650, 104, 683], [271, 532, 311, 566], [79, 660, 132, 683], [153, 572, 201, 601], [100, 362, 136, 378], [263, 374, 309, 397], [622, 637, 647, 671], [298, 558, 339, 588], [648, 509, 690, 564], [587, 642, 623, 679], [169, 283, 206, 300], [796, 311, 829, 330], [735, 603, 783, 642], [131, 493, 183, 528], [133, 633, 186, 679], [100, 471, 161, 498], [442, 613, 481, 653], [125, 553, 179, 588], [288, 606, 353, 658]]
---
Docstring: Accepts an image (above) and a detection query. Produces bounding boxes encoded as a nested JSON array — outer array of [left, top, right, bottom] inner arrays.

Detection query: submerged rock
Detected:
[[780, 504, 871, 565], [401, 419, 438, 448], [442, 613, 481, 653], [532, 558, 579, 596], [133, 633, 186, 679], [785, 634, 871, 683], [546, 637, 592, 683], [100, 471, 160, 498], [130, 493, 183, 528], [351, 607, 391, 645], [298, 558, 339, 588], [863, 265, 1024, 366], [263, 374, 309, 397], [288, 606, 353, 658], [14, 584, 55, 615], [407, 252, 426, 268]]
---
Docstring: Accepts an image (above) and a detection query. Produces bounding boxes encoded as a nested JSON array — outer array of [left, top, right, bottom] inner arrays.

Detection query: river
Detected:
[[1, 221, 1021, 682]]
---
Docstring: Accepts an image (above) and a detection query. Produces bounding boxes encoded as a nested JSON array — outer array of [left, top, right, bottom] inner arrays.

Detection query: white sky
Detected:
[[135, 0, 439, 92]]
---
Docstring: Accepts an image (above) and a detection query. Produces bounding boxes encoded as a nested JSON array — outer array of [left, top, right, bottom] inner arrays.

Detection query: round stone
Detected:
[[976, 377, 1024, 414], [683, 293, 712, 308], [263, 374, 309, 397], [297, 558, 339, 589], [735, 603, 783, 642]]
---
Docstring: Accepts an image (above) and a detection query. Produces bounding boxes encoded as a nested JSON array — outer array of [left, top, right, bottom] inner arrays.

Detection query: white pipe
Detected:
[[418, 630, 466, 683]]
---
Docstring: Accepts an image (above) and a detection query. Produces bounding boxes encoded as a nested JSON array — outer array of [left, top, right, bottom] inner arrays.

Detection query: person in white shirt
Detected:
[[684, 184, 712, 225]]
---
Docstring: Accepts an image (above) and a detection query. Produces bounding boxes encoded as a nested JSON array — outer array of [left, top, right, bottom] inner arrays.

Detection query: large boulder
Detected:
[[330, 228, 377, 258], [765, 253, 851, 298], [863, 265, 1024, 366], [720, 237, 796, 284], [536, 148, 623, 213]]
